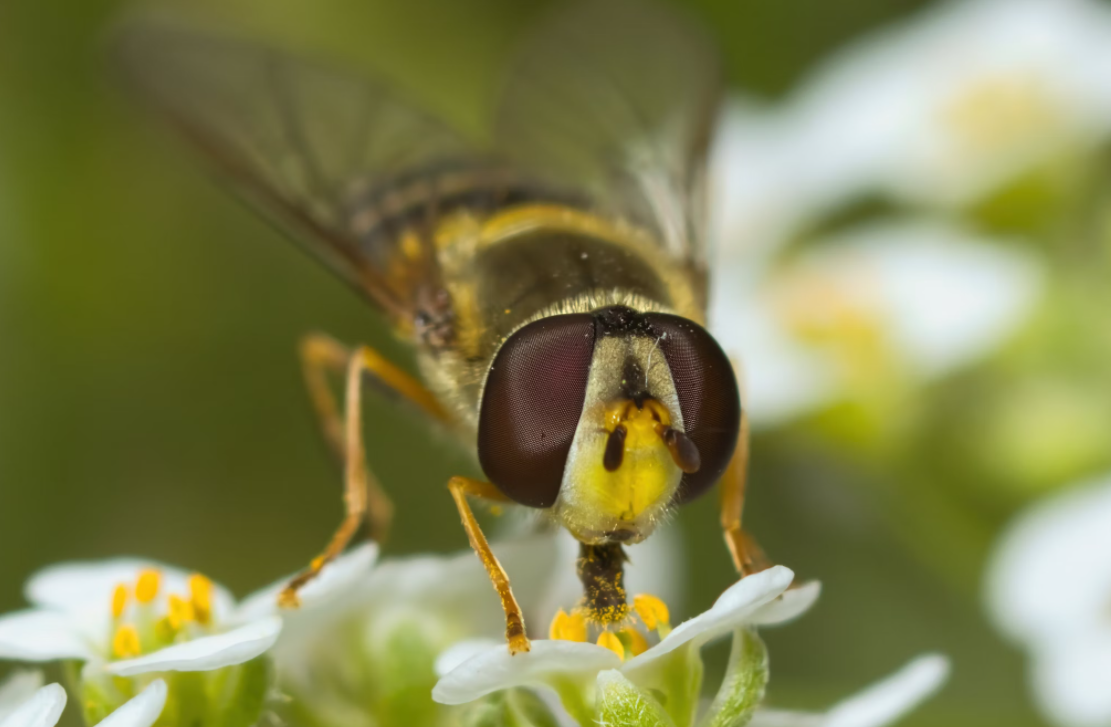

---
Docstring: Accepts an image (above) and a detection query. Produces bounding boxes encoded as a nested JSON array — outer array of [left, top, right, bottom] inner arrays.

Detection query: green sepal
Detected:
[[462, 689, 561, 727], [595, 670, 676, 727], [698, 629, 768, 727]]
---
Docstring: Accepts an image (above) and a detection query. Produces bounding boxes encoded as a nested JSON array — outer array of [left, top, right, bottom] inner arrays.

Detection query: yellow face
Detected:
[[556, 397, 683, 544], [547, 325, 701, 545]]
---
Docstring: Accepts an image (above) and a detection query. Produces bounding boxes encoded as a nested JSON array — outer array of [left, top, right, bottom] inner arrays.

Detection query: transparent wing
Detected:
[[495, 0, 722, 293], [114, 18, 477, 321]]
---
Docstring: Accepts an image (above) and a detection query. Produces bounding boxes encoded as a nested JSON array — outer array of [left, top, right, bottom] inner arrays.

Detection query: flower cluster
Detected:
[[0, 533, 945, 727], [707, 0, 1111, 431], [987, 473, 1111, 727]]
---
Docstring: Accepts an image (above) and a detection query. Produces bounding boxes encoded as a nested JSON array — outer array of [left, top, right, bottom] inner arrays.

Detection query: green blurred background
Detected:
[[4, 0, 1102, 725]]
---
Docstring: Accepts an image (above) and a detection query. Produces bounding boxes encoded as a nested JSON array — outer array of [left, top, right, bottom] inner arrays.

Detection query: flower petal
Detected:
[[0, 611, 95, 661], [623, 566, 794, 672], [432, 640, 621, 705], [25, 559, 235, 623], [822, 654, 949, 727], [0, 684, 66, 727], [987, 475, 1111, 644], [749, 581, 821, 626], [105, 616, 281, 676], [434, 639, 501, 678], [1031, 634, 1111, 727], [99, 680, 166, 727], [234, 543, 379, 623], [0, 672, 44, 721]]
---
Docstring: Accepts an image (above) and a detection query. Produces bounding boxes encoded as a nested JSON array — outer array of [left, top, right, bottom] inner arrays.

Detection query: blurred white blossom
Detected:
[[725, 0, 1111, 215], [710, 220, 1041, 427], [0, 678, 166, 727], [987, 474, 1111, 727], [748, 654, 949, 727]]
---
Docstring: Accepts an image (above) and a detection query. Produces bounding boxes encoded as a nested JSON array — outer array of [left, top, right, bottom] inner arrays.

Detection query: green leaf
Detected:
[[595, 670, 676, 727], [698, 630, 768, 727]]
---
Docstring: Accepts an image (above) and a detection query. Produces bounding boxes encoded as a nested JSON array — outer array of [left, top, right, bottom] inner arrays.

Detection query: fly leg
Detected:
[[720, 402, 774, 577], [448, 476, 530, 654], [279, 333, 448, 608]]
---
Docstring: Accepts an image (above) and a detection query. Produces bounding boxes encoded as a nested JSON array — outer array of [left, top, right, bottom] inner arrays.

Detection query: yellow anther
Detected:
[[596, 631, 625, 660], [549, 609, 588, 642], [633, 594, 670, 631], [188, 574, 214, 625], [135, 570, 161, 605], [112, 624, 141, 659], [619, 627, 649, 657], [167, 594, 195, 629], [111, 584, 129, 619]]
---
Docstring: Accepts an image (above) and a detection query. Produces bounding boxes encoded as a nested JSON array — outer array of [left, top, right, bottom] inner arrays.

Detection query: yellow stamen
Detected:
[[596, 631, 625, 660], [112, 624, 141, 659], [620, 627, 649, 657], [167, 594, 195, 629], [633, 594, 670, 631], [111, 584, 129, 619], [188, 574, 214, 625], [135, 570, 161, 605], [549, 609, 588, 642]]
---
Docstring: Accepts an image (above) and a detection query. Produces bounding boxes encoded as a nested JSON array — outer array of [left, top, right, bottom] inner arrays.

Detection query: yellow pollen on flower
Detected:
[[549, 609, 588, 642], [112, 624, 141, 659], [619, 627, 649, 657], [189, 574, 214, 625], [135, 569, 161, 605], [167, 594, 195, 629], [111, 584, 129, 619], [596, 631, 625, 660], [633, 594, 670, 631]]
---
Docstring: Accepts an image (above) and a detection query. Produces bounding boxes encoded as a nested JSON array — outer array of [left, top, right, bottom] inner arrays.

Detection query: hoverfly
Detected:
[[116, 0, 771, 654]]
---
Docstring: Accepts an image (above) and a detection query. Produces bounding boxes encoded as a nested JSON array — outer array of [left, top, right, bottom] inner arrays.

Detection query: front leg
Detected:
[[448, 476, 530, 654], [720, 407, 773, 576]]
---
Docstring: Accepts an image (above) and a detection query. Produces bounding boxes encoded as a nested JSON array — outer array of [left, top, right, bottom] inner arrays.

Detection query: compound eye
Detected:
[[648, 315, 741, 503], [478, 314, 597, 507]]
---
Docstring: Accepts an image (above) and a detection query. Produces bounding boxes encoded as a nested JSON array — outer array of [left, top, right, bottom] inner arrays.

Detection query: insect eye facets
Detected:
[[645, 314, 741, 503], [478, 314, 597, 508]]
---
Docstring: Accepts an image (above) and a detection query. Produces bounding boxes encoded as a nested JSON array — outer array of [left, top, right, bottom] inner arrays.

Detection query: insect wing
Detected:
[[115, 20, 474, 321], [495, 0, 722, 303]]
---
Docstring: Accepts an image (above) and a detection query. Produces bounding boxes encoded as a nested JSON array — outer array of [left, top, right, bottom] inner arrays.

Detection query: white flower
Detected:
[[778, 0, 1111, 210], [0, 678, 166, 727], [986, 473, 1111, 727], [0, 558, 279, 675], [433, 567, 819, 714], [748, 654, 950, 727], [709, 220, 1041, 427], [0, 546, 371, 676], [435, 565, 945, 727]]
